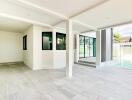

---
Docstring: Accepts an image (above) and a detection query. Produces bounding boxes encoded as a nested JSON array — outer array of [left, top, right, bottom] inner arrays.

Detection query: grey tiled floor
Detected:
[[0, 63, 132, 100]]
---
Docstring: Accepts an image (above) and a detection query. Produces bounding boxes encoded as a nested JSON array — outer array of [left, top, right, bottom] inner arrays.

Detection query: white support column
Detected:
[[96, 30, 101, 67], [75, 34, 79, 63], [66, 20, 73, 78], [52, 28, 56, 51], [106, 28, 112, 61]]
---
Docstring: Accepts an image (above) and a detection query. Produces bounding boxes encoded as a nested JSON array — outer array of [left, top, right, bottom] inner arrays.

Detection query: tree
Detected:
[[113, 33, 122, 42]]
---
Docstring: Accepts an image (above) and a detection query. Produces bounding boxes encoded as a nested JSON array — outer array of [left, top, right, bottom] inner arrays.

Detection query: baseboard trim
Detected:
[[0, 61, 24, 65]]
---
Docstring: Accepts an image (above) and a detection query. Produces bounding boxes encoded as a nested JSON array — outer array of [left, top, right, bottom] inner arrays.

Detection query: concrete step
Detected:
[[78, 60, 96, 64], [75, 62, 96, 67]]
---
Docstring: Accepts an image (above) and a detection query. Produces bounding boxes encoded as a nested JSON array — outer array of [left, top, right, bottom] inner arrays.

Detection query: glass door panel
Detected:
[[93, 38, 96, 57], [89, 38, 93, 57], [85, 37, 90, 57], [79, 35, 85, 58]]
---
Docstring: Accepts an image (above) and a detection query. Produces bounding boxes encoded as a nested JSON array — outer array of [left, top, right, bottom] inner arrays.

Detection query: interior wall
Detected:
[[33, 25, 66, 70], [23, 25, 76, 70], [23, 26, 34, 69], [0, 30, 23, 63]]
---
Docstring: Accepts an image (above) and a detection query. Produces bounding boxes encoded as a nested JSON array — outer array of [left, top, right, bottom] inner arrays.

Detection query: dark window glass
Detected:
[[23, 35, 27, 50], [56, 33, 66, 50], [42, 32, 52, 50]]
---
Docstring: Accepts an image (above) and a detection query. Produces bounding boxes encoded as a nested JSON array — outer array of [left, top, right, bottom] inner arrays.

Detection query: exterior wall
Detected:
[[113, 42, 132, 61], [0, 30, 23, 63]]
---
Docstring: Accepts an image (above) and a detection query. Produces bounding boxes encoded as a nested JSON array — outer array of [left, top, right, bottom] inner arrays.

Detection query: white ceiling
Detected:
[[0, 16, 31, 33], [0, 0, 132, 33], [73, 0, 132, 29], [21, 0, 106, 17], [0, 0, 62, 26]]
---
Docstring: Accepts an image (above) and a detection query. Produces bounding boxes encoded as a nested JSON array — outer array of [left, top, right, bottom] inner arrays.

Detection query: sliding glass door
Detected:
[[85, 37, 90, 58], [79, 35, 96, 58]]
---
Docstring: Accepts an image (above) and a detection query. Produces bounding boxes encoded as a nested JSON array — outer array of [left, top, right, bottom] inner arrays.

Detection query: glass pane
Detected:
[[56, 33, 66, 50], [79, 36, 85, 58], [89, 38, 93, 57], [85, 37, 90, 57], [42, 32, 52, 50], [93, 38, 96, 57]]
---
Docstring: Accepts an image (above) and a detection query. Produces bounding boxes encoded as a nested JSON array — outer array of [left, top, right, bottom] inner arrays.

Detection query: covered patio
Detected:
[[0, 0, 132, 99], [0, 63, 132, 100]]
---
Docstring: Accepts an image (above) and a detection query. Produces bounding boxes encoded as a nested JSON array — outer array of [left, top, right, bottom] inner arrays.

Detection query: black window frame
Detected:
[[42, 32, 53, 50], [56, 32, 66, 50], [23, 35, 27, 50]]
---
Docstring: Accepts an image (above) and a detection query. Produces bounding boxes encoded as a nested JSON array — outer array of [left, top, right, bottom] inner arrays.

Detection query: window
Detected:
[[42, 32, 52, 50], [56, 32, 66, 50], [23, 35, 27, 50]]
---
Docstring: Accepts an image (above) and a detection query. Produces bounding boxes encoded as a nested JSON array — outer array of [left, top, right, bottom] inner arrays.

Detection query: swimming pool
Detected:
[[116, 60, 132, 69]]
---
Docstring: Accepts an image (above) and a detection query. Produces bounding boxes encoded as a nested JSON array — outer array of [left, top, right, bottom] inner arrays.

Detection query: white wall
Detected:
[[0, 30, 23, 63], [23, 25, 76, 70], [33, 25, 66, 70], [23, 26, 34, 69], [22, 25, 66, 70], [96, 31, 101, 66], [81, 31, 96, 38]]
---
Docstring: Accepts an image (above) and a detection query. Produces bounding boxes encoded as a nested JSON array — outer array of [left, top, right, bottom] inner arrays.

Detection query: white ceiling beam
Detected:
[[54, 27, 65, 31], [80, 30, 95, 34], [52, 20, 65, 26], [53, 26, 79, 34], [11, 0, 68, 20], [0, 13, 52, 28], [53, 20, 97, 31], [73, 20, 97, 31]]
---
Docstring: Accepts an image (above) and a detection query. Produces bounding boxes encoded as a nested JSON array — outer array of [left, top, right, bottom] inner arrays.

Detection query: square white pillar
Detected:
[[105, 28, 112, 61], [52, 28, 56, 51], [96, 30, 101, 67], [75, 34, 79, 63], [66, 20, 73, 78]]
